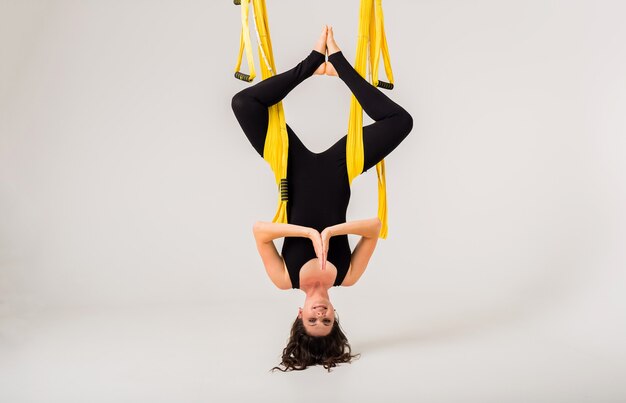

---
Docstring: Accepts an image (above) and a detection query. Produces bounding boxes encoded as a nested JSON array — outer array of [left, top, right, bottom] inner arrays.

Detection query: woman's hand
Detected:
[[320, 227, 333, 269], [307, 228, 327, 270]]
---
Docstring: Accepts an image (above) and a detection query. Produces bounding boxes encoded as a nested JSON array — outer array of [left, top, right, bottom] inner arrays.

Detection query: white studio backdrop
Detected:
[[1, 1, 625, 398], [1, 0, 624, 312]]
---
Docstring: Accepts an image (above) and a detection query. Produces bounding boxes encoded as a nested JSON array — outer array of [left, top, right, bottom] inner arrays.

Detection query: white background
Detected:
[[1, 0, 625, 401]]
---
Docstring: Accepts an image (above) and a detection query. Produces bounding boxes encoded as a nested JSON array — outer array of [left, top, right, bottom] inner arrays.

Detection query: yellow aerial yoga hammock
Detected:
[[233, 0, 395, 239]]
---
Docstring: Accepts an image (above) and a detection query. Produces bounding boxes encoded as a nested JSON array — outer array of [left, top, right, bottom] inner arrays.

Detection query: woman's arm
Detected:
[[324, 217, 382, 286], [325, 217, 382, 238], [252, 221, 316, 290], [253, 221, 314, 243]]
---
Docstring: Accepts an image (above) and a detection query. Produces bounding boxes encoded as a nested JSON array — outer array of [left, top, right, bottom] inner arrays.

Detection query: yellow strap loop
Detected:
[[233, 0, 256, 82], [370, 0, 394, 89]]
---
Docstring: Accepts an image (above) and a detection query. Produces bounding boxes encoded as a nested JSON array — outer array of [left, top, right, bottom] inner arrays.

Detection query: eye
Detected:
[[323, 319, 331, 325], [308, 318, 316, 324]]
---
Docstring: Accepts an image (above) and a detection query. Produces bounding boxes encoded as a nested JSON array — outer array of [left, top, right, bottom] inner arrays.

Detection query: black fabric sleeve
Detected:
[[231, 50, 326, 157]]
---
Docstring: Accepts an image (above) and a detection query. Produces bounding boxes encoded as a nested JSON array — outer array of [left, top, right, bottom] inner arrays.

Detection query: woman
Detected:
[[231, 26, 413, 371]]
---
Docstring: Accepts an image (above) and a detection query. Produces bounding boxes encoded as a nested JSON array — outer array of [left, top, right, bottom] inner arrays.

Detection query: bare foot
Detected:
[[326, 26, 341, 55], [313, 25, 328, 75], [314, 24, 328, 54], [314, 62, 326, 75], [325, 61, 338, 76]]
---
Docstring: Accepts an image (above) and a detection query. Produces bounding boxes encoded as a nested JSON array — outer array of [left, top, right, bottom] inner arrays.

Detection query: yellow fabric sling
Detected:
[[233, 0, 289, 224], [346, 0, 394, 238], [233, 0, 395, 238]]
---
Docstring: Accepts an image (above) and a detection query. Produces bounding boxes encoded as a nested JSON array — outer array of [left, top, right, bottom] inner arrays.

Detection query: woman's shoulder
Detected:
[[339, 263, 356, 287], [282, 258, 294, 289]]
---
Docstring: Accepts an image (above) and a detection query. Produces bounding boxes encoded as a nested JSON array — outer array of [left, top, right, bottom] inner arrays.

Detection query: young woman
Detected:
[[231, 26, 413, 371]]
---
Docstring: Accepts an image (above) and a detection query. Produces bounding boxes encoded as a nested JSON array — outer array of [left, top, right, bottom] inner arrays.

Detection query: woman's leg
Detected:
[[231, 50, 326, 157], [327, 50, 414, 173]]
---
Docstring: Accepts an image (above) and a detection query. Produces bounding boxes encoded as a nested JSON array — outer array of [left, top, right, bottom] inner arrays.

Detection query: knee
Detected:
[[396, 109, 414, 139], [231, 92, 247, 115]]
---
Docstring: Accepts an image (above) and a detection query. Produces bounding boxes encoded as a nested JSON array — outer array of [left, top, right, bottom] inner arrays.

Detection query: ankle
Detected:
[[325, 61, 338, 77], [313, 62, 326, 75], [328, 50, 342, 60]]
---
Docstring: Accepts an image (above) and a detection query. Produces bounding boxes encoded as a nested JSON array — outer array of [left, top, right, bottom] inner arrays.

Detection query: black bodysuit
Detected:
[[231, 50, 413, 289]]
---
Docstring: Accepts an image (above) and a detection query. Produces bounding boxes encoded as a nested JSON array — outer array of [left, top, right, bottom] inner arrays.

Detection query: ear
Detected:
[[297, 307, 303, 318]]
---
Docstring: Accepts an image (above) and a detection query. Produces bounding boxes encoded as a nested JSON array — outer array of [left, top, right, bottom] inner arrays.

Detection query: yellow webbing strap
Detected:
[[346, 0, 394, 238], [370, 0, 394, 89], [234, 0, 289, 223], [233, 0, 256, 82]]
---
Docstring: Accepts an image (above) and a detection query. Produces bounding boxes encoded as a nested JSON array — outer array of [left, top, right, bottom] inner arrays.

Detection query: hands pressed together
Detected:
[[307, 227, 334, 271]]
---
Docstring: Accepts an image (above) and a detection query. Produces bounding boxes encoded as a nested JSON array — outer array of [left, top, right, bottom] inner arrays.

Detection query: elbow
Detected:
[[364, 217, 382, 239], [253, 221, 270, 243], [252, 221, 264, 234], [373, 217, 382, 237], [252, 221, 262, 239]]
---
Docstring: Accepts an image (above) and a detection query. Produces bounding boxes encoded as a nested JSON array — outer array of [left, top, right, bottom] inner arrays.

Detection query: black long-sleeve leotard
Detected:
[[231, 49, 413, 289]]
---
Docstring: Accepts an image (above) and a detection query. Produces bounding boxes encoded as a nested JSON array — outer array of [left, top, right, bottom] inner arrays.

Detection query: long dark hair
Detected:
[[271, 315, 359, 372]]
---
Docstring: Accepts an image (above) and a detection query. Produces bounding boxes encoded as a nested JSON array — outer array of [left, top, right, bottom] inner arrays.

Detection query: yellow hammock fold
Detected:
[[346, 0, 394, 238], [233, 0, 289, 224]]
